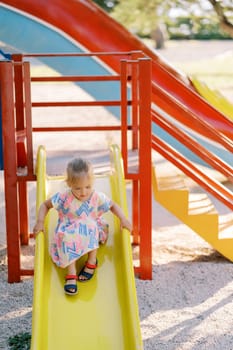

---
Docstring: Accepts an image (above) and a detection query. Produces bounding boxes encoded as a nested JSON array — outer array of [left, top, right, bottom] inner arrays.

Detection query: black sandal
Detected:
[[64, 274, 78, 295], [78, 260, 98, 282]]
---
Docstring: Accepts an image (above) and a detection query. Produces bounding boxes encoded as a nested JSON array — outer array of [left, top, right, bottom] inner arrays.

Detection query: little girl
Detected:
[[33, 157, 132, 296]]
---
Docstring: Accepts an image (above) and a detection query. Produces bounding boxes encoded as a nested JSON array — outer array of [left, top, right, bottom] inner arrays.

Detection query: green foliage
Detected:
[[166, 16, 232, 39], [92, 0, 119, 12], [94, 0, 233, 39], [194, 19, 232, 39], [8, 332, 31, 350], [111, 0, 160, 35]]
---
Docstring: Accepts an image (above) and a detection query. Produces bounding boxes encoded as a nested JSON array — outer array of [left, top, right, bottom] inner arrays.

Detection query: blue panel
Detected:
[[0, 6, 121, 116]]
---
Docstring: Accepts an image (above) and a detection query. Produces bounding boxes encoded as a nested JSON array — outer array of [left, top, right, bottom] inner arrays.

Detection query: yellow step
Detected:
[[152, 165, 233, 261]]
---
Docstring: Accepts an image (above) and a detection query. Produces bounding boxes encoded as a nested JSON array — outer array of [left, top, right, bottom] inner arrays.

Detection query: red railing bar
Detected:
[[152, 83, 233, 153], [21, 51, 138, 58], [152, 136, 233, 210], [17, 175, 36, 181], [125, 173, 140, 180], [31, 101, 131, 107], [151, 59, 233, 133], [31, 75, 120, 82], [152, 111, 233, 182], [32, 125, 132, 132], [20, 269, 34, 276]]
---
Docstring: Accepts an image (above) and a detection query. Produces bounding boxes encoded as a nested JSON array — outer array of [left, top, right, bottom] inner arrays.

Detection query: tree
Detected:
[[93, 0, 233, 41], [208, 0, 233, 37], [109, 0, 166, 47], [110, 0, 160, 36], [92, 0, 119, 12]]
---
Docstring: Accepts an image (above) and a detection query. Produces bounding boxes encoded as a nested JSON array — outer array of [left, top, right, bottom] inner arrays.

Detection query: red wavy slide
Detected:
[[2, 0, 233, 142]]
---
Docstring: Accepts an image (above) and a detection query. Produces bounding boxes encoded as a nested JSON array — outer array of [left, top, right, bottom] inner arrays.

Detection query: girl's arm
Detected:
[[110, 201, 132, 232], [33, 199, 53, 236]]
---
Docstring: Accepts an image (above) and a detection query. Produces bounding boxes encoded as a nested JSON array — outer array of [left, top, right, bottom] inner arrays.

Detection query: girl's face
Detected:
[[70, 174, 93, 202]]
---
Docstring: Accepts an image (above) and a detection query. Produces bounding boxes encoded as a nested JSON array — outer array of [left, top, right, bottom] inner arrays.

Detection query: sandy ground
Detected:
[[1, 40, 233, 349]]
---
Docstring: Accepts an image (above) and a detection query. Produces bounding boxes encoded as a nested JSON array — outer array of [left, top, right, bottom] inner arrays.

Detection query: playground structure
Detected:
[[0, 0, 232, 282], [0, 51, 152, 283], [0, 1, 233, 348]]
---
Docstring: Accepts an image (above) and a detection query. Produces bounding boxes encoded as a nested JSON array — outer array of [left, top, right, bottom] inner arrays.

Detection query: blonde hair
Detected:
[[66, 158, 93, 187]]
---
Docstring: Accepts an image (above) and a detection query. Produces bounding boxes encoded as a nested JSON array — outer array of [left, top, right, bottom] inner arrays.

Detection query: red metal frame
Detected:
[[0, 62, 21, 282], [0, 52, 152, 282], [120, 58, 152, 279], [1, 50, 232, 283]]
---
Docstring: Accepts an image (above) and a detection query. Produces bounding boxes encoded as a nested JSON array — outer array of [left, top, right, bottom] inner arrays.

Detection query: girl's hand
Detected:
[[33, 221, 44, 238], [120, 217, 132, 232], [32, 200, 52, 238]]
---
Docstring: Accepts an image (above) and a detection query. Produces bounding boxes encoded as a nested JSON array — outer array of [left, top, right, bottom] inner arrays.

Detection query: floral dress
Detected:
[[50, 189, 112, 268]]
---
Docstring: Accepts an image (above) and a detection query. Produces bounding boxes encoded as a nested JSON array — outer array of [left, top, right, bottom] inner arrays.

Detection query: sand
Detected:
[[1, 40, 233, 350]]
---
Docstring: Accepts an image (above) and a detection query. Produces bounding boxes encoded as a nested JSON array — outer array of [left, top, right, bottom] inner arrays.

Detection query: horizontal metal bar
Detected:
[[20, 269, 34, 276], [32, 101, 131, 107], [21, 51, 138, 58], [32, 125, 133, 132], [31, 75, 120, 82]]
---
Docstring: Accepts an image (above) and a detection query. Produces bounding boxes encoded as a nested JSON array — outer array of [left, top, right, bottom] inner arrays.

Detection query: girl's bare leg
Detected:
[[87, 249, 97, 265]]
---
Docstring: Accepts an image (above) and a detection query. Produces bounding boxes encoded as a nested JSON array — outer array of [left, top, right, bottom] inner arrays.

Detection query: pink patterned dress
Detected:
[[50, 189, 112, 268]]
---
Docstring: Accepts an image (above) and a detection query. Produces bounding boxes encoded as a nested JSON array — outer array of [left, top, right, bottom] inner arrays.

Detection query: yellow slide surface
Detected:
[[31, 145, 143, 350], [191, 77, 233, 121]]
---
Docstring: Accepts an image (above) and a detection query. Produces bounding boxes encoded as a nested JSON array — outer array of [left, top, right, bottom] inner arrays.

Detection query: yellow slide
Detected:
[[191, 77, 233, 121], [30, 145, 143, 350]]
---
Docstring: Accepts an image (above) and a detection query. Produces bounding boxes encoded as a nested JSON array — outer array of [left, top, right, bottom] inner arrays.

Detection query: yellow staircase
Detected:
[[152, 164, 233, 261]]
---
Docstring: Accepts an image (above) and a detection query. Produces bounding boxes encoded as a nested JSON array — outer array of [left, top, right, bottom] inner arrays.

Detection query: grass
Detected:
[[8, 332, 31, 350]]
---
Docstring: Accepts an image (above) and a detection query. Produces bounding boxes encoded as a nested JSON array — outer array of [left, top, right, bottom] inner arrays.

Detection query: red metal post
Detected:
[[131, 56, 140, 151], [132, 180, 140, 245], [12, 55, 25, 131], [121, 60, 140, 245], [138, 58, 152, 279], [23, 62, 34, 176], [120, 60, 128, 173], [13, 59, 29, 246], [130, 61, 140, 245], [0, 61, 21, 282], [17, 62, 34, 246], [18, 181, 29, 246]]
